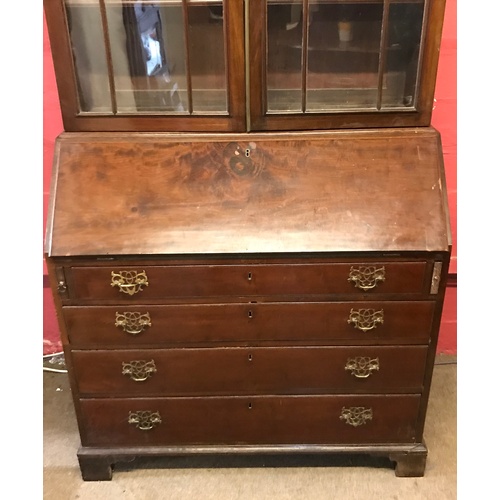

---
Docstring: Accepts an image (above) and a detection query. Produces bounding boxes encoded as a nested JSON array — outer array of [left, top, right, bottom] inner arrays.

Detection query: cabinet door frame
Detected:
[[248, 0, 446, 131], [44, 0, 246, 132]]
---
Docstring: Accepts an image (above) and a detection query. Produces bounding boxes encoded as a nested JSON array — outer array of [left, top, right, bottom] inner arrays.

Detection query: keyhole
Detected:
[[248, 353, 253, 361], [248, 272, 252, 281], [248, 310, 253, 319], [248, 402, 253, 410], [245, 149, 250, 157]]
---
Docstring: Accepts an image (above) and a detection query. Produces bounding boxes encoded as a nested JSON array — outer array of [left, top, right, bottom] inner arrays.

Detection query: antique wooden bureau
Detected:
[[45, 128, 451, 480], [44, 0, 450, 481]]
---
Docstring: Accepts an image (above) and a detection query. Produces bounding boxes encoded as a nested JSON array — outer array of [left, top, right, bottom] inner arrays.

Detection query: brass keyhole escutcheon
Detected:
[[248, 310, 253, 319]]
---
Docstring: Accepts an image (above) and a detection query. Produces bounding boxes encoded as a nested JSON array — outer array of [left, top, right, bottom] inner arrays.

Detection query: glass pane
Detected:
[[306, 0, 383, 111], [187, 1, 227, 113], [266, 0, 304, 112], [382, 0, 425, 108], [65, 0, 112, 113], [65, 1, 228, 115], [107, 0, 188, 113]]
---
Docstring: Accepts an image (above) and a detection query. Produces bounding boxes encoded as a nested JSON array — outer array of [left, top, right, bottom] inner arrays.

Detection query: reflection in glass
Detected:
[[267, 0, 304, 112], [265, 0, 425, 114], [114, 1, 187, 112], [188, 2, 227, 113], [65, 0, 113, 113], [306, 0, 383, 111], [382, 0, 425, 108], [64, 0, 227, 115]]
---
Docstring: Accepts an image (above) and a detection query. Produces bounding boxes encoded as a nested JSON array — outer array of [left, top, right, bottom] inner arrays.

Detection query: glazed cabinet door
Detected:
[[248, 0, 446, 131], [45, 0, 446, 132], [44, 0, 246, 132]]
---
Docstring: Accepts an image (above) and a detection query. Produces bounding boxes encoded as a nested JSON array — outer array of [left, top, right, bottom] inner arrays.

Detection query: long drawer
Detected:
[[66, 262, 428, 301], [79, 394, 421, 446], [63, 301, 435, 346], [71, 346, 428, 396]]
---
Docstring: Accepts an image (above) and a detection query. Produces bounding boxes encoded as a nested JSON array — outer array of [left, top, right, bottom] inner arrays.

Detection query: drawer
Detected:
[[66, 262, 427, 301], [63, 301, 435, 346], [72, 346, 428, 396], [79, 394, 421, 446]]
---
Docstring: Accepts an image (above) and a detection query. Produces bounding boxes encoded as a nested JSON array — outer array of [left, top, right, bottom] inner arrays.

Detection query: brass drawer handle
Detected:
[[122, 360, 157, 382], [340, 406, 373, 427], [345, 357, 380, 378], [115, 312, 152, 335], [110, 270, 149, 296], [347, 308, 384, 332], [128, 410, 162, 431], [348, 266, 385, 291]]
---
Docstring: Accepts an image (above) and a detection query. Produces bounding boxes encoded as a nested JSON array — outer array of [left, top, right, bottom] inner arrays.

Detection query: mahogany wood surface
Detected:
[[79, 394, 421, 446], [71, 345, 428, 396], [46, 128, 450, 257], [67, 262, 427, 300], [62, 300, 436, 346]]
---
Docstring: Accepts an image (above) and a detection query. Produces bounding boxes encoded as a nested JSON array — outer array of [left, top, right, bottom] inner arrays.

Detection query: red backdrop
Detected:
[[43, 2, 457, 355]]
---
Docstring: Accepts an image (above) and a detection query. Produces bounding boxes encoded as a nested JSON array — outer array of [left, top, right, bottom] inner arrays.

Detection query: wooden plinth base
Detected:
[[77, 443, 428, 481]]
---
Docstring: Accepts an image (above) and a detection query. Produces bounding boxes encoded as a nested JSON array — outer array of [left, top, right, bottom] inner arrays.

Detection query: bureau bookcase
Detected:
[[44, 0, 451, 480]]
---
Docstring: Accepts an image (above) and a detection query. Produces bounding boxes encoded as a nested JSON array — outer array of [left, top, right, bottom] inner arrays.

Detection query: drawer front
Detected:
[[79, 395, 421, 446], [72, 346, 428, 396], [67, 262, 427, 301], [63, 301, 435, 345]]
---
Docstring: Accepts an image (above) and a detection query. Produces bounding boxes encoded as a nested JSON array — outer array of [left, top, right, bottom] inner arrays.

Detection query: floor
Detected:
[[43, 356, 456, 499]]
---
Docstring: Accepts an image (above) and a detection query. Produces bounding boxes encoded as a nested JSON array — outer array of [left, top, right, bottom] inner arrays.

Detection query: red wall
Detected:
[[429, 0, 457, 354], [43, 3, 457, 355], [43, 11, 64, 355]]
